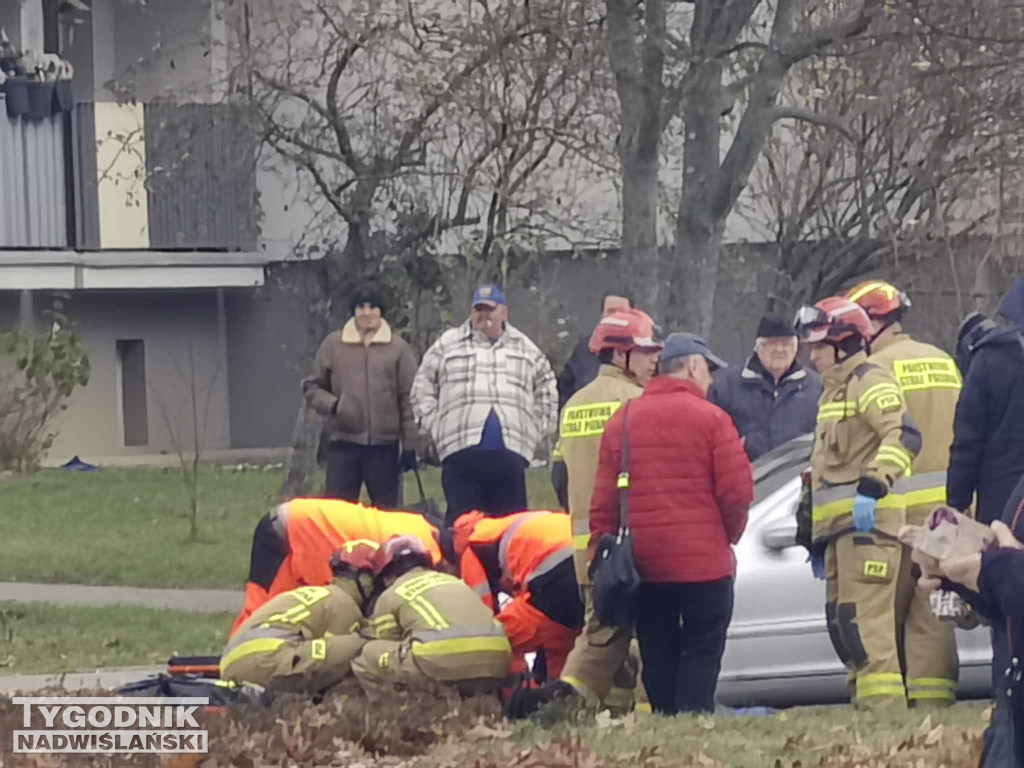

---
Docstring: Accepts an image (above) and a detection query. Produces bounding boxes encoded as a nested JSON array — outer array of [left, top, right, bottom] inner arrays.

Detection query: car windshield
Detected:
[[750, 434, 812, 507]]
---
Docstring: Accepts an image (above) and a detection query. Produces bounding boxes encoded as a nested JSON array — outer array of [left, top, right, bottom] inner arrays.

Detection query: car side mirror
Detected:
[[761, 520, 798, 550]]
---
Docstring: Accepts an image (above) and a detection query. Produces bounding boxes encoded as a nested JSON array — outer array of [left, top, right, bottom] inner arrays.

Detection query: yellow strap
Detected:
[[220, 637, 287, 671], [561, 401, 622, 439], [572, 533, 589, 550], [905, 487, 946, 507], [817, 401, 857, 421], [856, 673, 905, 700], [813, 493, 904, 523], [411, 636, 512, 658], [908, 690, 956, 701], [907, 677, 957, 690], [876, 446, 913, 473]]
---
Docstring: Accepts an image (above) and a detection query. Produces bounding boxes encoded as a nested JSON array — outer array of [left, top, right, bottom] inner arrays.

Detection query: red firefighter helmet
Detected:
[[845, 280, 911, 319], [794, 297, 873, 344], [372, 535, 433, 575], [588, 308, 663, 355], [328, 540, 381, 576]]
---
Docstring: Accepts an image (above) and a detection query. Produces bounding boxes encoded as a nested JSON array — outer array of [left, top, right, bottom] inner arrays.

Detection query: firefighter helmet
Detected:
[[794, 297, 873, 344], [845, 280, 911, 320], [329, 540, 381, 576], [372, 535, 433, 575], [588, 308, 663, 355]]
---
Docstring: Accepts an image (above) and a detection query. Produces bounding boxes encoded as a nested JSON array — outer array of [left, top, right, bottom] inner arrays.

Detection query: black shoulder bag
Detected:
[[590, 401, 642, 628]]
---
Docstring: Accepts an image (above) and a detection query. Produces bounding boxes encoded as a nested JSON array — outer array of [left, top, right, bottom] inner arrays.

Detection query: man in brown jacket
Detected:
[[304, 282, 419, 506]]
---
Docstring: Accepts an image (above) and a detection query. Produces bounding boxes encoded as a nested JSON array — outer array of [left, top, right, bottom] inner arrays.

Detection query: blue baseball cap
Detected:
[[660, 332, 728, 371], [472, 284, 507, 308]]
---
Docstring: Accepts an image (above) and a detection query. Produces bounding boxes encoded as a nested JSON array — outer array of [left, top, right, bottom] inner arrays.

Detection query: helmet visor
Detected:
[[794, 305, 830, 342]]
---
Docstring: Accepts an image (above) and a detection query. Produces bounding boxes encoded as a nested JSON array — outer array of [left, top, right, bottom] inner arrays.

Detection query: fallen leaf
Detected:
[[465, 724, 512, 740]]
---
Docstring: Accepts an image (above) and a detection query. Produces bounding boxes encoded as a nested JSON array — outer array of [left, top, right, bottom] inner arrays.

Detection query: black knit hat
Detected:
[[349, 281, 388, 318], [756, 314, 796, 338]]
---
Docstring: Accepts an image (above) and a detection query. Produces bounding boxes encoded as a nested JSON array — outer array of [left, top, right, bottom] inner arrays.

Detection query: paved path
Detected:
[[0, 582, 241, 614], [0, 666, 165, 695]]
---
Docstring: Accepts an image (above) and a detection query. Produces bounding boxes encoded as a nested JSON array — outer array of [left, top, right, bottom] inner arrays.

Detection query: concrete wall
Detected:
[[224, 264, 319, 449], [0, 289, 231, 462]]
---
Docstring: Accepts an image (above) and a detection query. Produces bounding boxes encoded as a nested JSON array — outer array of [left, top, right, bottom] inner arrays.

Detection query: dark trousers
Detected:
[[441, 447, 528, 526], [324, 440, 400, 508], [634, 578, 734, 715]]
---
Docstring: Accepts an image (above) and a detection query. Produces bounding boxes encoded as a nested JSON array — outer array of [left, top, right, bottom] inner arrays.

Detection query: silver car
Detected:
[[717, 435, 994, 707]]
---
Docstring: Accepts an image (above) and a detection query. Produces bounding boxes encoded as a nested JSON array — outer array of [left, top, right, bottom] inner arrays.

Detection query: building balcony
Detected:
[[0, 96, 267, 289]]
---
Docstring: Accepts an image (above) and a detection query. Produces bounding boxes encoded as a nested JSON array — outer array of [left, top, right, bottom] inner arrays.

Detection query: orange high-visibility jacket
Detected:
[[232, 498, 440, 635], [458, 511, 573, 609], [457, 511, 578, 664]]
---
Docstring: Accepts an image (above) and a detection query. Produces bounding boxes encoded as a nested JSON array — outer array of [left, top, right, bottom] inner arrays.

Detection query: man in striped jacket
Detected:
[[412, 284, 558, 525]]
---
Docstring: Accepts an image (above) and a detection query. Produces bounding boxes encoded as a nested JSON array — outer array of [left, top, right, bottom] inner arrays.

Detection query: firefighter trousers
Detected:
[[352, 639, 509, 698], [220, 634, 366, 693], [894, 506, 958, 708], [559, 583, 647, 711], [825, 531, 905, 710]]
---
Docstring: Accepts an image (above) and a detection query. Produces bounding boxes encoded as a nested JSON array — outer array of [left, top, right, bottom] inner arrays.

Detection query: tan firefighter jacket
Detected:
[[221, 580, 366, 673], [811, 350, 922, 542], [560, 365, 643, 584], [869, 326, 962, 523], [362, 567, 512, 682]]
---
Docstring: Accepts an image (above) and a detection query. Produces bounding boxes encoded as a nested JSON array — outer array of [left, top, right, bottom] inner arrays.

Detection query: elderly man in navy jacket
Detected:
[[709, 314, 822, 461]]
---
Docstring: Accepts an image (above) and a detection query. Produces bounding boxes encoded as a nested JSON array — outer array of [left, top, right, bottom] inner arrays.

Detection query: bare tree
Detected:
[[216, 0, 611, 496], [150, 338, 222, 543], [743, 0, 1024, 314]]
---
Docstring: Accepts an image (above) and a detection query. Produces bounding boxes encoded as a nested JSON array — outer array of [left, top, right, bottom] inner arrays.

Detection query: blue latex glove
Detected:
[[852, 494, 877, 532], [807, 553, 825, 580]]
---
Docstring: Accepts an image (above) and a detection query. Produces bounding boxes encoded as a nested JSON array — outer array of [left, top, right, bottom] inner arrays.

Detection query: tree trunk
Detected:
[[278, 402, 323, 501], [620, 151, 663, 314], [671, 62, 723, 338], [674, 209, 725, 338]]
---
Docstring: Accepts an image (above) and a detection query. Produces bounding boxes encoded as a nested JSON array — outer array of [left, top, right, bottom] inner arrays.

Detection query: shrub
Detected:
[[0, 305, 91, 472]]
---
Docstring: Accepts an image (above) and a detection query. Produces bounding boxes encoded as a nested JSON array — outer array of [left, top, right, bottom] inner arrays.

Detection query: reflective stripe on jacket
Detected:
[[364, 567, 511, 678], [811, 350, 921, 542], [458, 511, 573, 610], [221, 582, 363, 674], [560, 365, 643, 584], [869, 328, 960, 521]]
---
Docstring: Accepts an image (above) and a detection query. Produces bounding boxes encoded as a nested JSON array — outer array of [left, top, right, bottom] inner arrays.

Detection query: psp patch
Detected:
[[863, 560, 888, 579]]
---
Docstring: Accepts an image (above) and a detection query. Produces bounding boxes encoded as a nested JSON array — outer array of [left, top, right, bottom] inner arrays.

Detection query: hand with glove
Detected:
[[807, 553, 825, 580], [852, 494, 877, 532], [399, 450, 418, 473]]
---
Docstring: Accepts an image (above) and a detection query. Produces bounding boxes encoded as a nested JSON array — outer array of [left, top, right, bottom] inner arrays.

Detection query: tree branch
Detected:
[[769, 106, 856, 142]]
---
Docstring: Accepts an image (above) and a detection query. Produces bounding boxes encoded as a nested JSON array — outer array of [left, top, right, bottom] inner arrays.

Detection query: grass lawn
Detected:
[[1, 464, 560, 588], [506, 702, 990, 766], [0, 602, 231, 675]]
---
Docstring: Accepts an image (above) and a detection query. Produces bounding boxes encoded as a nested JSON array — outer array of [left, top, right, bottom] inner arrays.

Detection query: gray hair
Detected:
[[663, 354, 702, 375]]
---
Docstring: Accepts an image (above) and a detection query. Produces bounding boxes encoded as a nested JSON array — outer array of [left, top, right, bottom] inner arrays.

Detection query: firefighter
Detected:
[[232, 498, 442, 635], [507, 309, 661, 718], [444, 510, 583, 680], [795, 296, 922, 710], [352, 535, 512, 698], [846, 280, 962, 707], [220, 541, 378, 693]]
